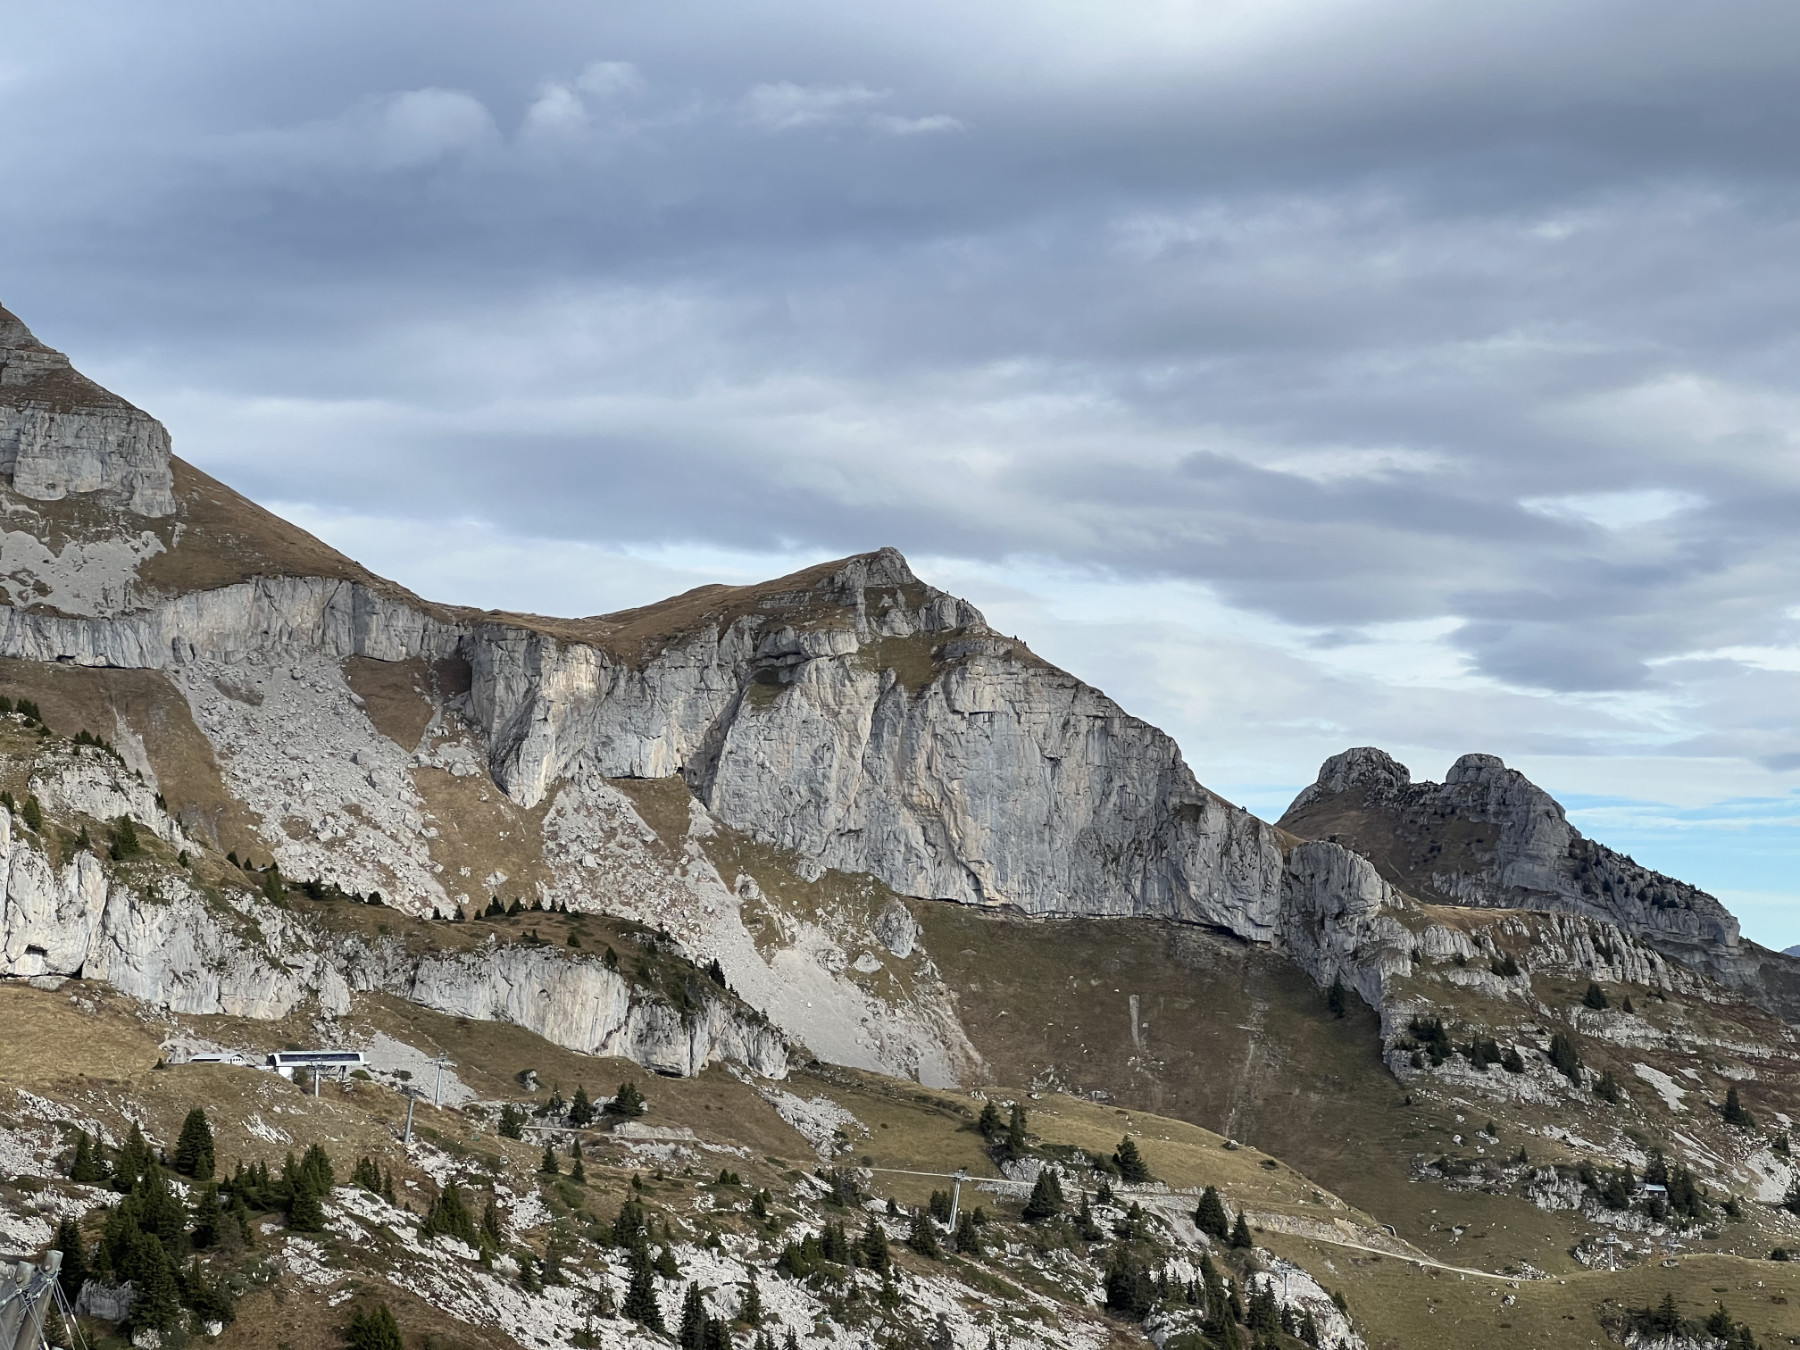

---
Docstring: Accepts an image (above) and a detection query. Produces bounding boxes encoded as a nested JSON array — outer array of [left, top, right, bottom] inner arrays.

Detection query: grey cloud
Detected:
[[5, 0, 1800, 704]]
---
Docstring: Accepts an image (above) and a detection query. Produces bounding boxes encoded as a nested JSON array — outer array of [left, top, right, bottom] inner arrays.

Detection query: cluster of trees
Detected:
[[53, 1110, 249, 1337], [976, 1098, 1029, 1162], [0, 789, 44, 832], [1192, 1186, 1254, 1249], [1104, 1249, 1326, 1347], [1575, 1150, 1712, 1226], [1620, 1294, 1761, 1350], [778, 1215, 895, 1276], [500, 1079, 643, 1140]]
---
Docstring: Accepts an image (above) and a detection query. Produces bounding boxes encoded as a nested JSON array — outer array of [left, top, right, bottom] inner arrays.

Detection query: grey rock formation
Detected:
[[0, 305, 174, 517], [1280, 746, 1800, 1022], [0, 299, 1787, 1071], [0, 754, 785, 1076]]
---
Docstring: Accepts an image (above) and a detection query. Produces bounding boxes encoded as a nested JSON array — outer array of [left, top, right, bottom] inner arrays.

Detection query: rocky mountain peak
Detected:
[[1275, 744, 1800, 1021], [1288, 745, 1412, 812], [0, 301, 175, 517], [1445, 750, 1508, 783]]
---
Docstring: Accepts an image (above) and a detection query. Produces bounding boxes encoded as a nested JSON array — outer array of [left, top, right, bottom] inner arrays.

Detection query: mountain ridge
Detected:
[[7, 300, 1800, 1349]]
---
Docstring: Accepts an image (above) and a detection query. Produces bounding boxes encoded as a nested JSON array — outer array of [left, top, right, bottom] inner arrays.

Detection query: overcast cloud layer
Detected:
[[5, 2, 1799, 938]]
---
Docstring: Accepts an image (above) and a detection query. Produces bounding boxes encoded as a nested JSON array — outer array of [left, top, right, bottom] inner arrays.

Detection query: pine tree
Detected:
[[173, 1108, 216, 1179], [622, 1250, 664, 1330], [345, 1302, 406, 1350], [191, 1183, 223, 1248], [954, 1209, 983, 1255], [51, 1216, 88, 1301], [69, 1129, 106, 1183], [422, 1182, 479, 1247], [1194, 1185, 1230, 1240], [1724, 1084, 1757, 1128], [739, 1273, 763, 1325], [1583, 981, 1610, 1010], [109, 816, 141, 860], [301, 1142, 335, 1191], [1004, 1101, 1028, 1160], [1230, 1212, 1253, 1249], [114, 1120, 154, 1191], [1022, 1170, 1064, 1222], [678, 1282, 706, 1349], [859, 1216, 891, 1273], [1548, 1031, 1583, 1083], [570, 1085, 595, 1126], [977, 1099, 1002, 1139], [288, 1171, 326, 1232], [907, 1208, 941, 1258], [121, 1230, 180, 1334], [1114, 1135, 1151, 1184], [353, 1156, 383, 1192], [1326, 975, 1347, 1018], [482, 1196, 503, 1247], [608, 1081, 648, 1118], [540, 1143, 560, 1175]]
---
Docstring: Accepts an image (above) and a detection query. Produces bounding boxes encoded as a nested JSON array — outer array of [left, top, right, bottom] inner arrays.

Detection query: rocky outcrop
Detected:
[[1274, 840, 1417, 1012], [1280, 746, 1800, 1023], [0, 305, 175, 517], [333, 937, 788, 1078], [0, 753, 787, 1076]]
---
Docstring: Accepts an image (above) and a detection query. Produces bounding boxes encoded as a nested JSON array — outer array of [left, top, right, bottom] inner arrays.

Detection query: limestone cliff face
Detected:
[[0, 751, 786, 1076], [0, 305, 174, 517], [0, 299, 1787, 1067]]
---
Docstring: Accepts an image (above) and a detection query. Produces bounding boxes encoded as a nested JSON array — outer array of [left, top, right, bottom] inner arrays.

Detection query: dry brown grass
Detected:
[[343, 657, 434, 752], [0, 657, 266, 856]]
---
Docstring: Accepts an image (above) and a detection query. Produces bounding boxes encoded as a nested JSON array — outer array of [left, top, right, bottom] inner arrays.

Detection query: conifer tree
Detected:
[[352, 1156, 383, 1193], [739, 1273, 763, 1325], [1724, 1084, 1757, 1128], [121, 1230, 180, 1334], [173, 1107, 216, 1180], [540, 1143, 560, 1175], [191, 1183, 223, 1249], [345, 1302, 406, 1350], [1194, 1185, 1230, 1240], [51, 1216, 88, 1301], [114, 1120, 154, 1192], [1548, 1031, 1583, 1083], [1327, 975, 1347, 1018], [1583, 981, 1610, 1010], [1113, 1135, 1151, 1184], [1004, 1102, 1028, 1160], [608, 1081, 648, 1118], [679, 1282, 706, 1349], [69, 1129, 106, 1183], [109, 816, 141, 860], [859, 1215, 891, 1273], [570, 1085, 595, 1126], [954, 1209, 983, 1255], [288, 1171, 326, 1232], [977, 1099, 1002, 1139], [1230, 1212, 1253, 1249], [1022, 1170, 1064, 1222], [301, 1142, 335, 1191], [907, 1208, 940, 1258], [622, 1248, 664, 1330]]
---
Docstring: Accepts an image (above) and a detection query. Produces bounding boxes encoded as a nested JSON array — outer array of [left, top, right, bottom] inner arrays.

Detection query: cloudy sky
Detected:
[[6, 1, 1800, 940]]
